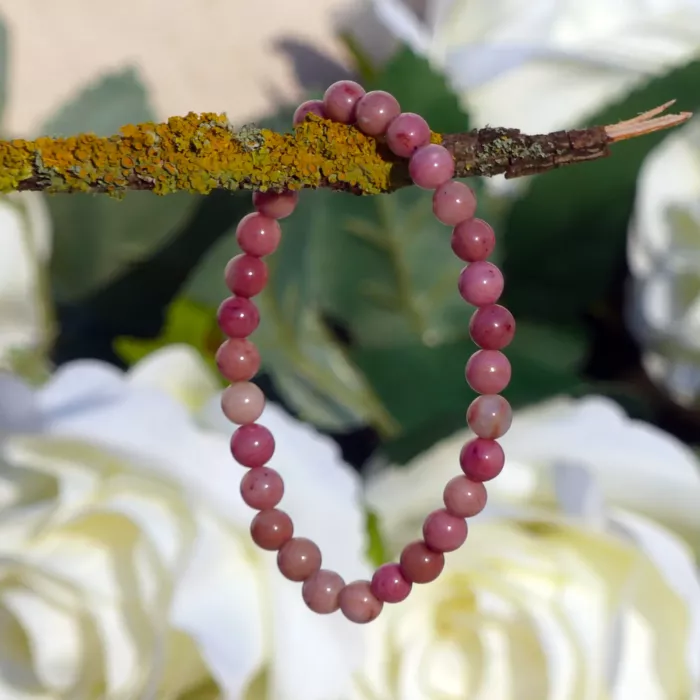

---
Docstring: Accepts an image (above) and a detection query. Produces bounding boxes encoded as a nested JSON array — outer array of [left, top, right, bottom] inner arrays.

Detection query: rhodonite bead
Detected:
[[443, 476, 488, 517], [322, 80, 366, 123], [240, 467, 284, 510], [221, 381, 265, 424], [230, 423, 275, 468], [225, 254, 268, 298], [451, 219, 496, 262], [339, 581, 383, 624], [277, 537, 322, 582], [469, 304, 516, 350], [458, 261, 504, 306], [252, 189, 299, 219], [355, 90, 401, 136], [399, 540, 445, 584], [465, 349, 511, 394], [216, 338, 261, 382], [422, 508, 468, 552], [466, 394, 513, 439], [409, 144, 455, 189], [302, 569, 345, 614], [217, 296, 260, 338], [293, 99, 326, 126], [250, 509, 293, 550], [235, 213, 281, 257], [433, 181, 477, 226], [370, 563, 412, 604], [460, 437, 505, 482], [386, 112, 431, 158]]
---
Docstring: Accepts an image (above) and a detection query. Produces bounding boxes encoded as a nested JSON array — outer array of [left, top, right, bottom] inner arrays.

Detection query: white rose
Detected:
[[359, 396, 700, 699], [0, 191, 53, 375], [0, 345, 371, 700], [363, 0, 700, 133], [627, 117, 700, 408]]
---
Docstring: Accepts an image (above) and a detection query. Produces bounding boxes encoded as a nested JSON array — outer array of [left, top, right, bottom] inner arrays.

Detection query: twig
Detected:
[[0, 103, 691, 197]]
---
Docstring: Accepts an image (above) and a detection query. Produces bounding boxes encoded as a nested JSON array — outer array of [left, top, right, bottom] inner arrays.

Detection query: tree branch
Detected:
[[0, 102, 691, 197]]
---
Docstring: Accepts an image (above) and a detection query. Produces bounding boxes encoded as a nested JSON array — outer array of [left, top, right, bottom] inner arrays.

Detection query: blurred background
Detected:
[[1, 1, 700, 698]]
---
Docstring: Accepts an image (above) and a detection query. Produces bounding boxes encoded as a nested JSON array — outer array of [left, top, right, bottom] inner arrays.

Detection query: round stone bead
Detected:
[[469, 304, 516, 350], [235, 213, 282, 257], [385, 112, 431, 158], [339, 581, 383, 624], [293, 99, 326, 126], [230, 423, 275, 468], [225, 254, 268, 298], [465, 349, 512, 394], [433, 181, 477, 226], [322, 80, 366, 123], [423, 508, 468, 552], [302, 569, 345, 614], [371, 562, 412, 604], [215, 338, 261, 382], [458, 261, 504, 307], [250, 509, 293, 551], [277, 537, 322, 582], [217, 296, 260, 338], [451, 218, 496, 262], [399, 540, 445, 584], [240, 467, 284, 510], [221, 381, 265, 424], [466, 395, 513, 439], [252, 189, 299, 219], [355, 90, 401, 136], [460, 437, 505, 482], [443, 476, 488, 517], [409, 144, 455, 190]]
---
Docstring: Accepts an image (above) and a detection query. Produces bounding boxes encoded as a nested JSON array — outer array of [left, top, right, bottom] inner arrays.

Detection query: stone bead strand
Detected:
[[215, 79, 516, 625]]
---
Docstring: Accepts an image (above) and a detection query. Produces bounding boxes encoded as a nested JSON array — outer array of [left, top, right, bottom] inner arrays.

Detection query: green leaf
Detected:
[[0, 17, 9, 127], [501, 59, 700, 323]]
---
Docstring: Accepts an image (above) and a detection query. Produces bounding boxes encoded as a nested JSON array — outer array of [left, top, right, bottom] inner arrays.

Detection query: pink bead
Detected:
[[339, 581, 383, 624], [423, 508, 468, 552], [355, 90, 401, 136], [322, 80, 366, 124], [217, 296, 260, 338], [277, 537, 322, 582], [252, 190, 299, 219], [236, 213, 282, 257], [469, 304, 516, 350], [302, 569, 345, 614], [293, 99, 326, 126], [458, 262, 504, 306], [467, 395, 512, 439], [250, 509, 293, 550], [230, 423, 275, 468], [460, 438, 505, 482], [370, 563, 412, 604], [443, 476, 488, 517], [221, 381, 265, 424], [451, 218, 496, 262], [385, 112, 431, 158], [433, 181, 477, 226], [409, 144, 455, 190], [216, 338, 261, 382], [225, 254, 268, 298], [240, 467, 284, 510], [465, 349, 511, 394], [399, 541, 445, 584]]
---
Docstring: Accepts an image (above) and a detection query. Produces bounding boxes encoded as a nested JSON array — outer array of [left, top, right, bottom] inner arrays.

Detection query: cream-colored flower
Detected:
[[627, 117, 700, 408], [0, 191, 53, 374], [364, 0, 700, 133], [0, 345, 370, 699], [359, 396, 700, 700]]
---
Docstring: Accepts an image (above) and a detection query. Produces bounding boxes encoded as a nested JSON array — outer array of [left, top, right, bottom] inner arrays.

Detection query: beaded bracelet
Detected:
[[215, 80, 515, 624]]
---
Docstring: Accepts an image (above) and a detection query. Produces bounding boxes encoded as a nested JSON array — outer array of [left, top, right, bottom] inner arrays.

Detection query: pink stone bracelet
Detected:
[[216, 81, 516, 624]]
